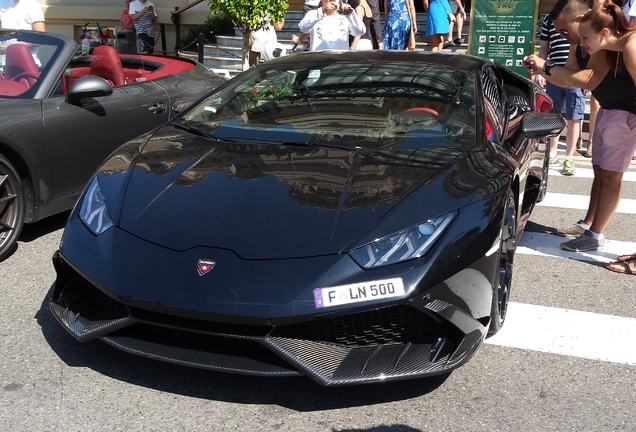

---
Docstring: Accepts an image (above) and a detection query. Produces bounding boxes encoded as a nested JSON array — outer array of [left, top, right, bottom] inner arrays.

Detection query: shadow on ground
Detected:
[[19, 211, 70, 242]]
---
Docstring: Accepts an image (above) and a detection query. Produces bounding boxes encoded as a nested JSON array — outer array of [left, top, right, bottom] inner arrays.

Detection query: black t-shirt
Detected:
[[577, 44, 636, 114]]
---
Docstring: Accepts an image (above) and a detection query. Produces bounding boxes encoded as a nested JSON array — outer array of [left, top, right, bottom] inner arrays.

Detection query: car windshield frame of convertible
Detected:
[[0, 31, 65, 98], [179, 60, 477, 150]]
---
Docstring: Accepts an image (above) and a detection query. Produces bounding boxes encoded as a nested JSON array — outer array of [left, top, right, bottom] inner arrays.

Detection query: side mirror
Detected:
[[521, 112, 565, 139], [65, 75, 113, 105]]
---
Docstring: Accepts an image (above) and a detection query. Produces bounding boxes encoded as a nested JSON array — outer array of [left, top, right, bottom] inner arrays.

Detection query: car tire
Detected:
[[0, 155, 25, 261], [488, 191, 516, 335]]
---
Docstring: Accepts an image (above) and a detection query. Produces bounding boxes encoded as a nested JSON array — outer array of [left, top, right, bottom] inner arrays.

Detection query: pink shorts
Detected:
[[592, 108, 636, 172]]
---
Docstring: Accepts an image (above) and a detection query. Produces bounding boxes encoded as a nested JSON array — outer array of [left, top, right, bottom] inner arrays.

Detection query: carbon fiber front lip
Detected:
[[101, 336, 301, 377], [50, 294, 485, 385], [50, 301, 134, 342], [50, 250, 488, 385]]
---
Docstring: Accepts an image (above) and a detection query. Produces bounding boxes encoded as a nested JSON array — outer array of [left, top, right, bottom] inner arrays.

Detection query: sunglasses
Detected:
[[557, 29, 570, 37]]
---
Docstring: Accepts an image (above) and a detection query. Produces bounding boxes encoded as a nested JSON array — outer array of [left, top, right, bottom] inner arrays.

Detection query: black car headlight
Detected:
[[79, 177, 113, 235], [350, 212, 456, 269]]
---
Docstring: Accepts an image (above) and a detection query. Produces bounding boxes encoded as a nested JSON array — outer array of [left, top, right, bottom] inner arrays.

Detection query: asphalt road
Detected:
[[1, 150, 635, 432]]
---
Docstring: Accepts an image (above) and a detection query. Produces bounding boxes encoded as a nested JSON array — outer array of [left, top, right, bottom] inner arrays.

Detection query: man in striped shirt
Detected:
[[533, 15, 585, 176], [129, 0, 157, 54]]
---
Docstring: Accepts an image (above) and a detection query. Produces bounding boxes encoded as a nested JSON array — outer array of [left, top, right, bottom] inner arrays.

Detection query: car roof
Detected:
[[0, 29, 74, 46], [265, 50, 491, 71]]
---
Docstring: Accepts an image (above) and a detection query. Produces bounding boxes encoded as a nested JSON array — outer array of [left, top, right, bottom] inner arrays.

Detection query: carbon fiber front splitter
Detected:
[[50, 251, 488, 386]]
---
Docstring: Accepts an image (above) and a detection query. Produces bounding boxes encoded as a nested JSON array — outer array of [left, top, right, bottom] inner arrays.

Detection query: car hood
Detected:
[[116, 128, 468, 259]]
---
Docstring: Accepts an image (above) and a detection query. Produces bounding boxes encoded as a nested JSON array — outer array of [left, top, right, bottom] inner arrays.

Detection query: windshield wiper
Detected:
[[219, 136, 370, 153], [171, 122, 217, 139]]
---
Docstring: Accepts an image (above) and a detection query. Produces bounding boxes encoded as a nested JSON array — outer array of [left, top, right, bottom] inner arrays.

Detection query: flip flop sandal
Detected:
[[617, 253, 636, 261], [583, 151, 592, 158], [606, 259, 636, 275]]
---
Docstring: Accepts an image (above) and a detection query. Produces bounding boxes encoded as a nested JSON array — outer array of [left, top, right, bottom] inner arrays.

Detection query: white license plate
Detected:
[[313, 278, 405, 309]]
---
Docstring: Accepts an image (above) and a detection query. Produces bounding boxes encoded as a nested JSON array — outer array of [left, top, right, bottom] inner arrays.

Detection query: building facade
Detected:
[[34, 0, 558, 55]]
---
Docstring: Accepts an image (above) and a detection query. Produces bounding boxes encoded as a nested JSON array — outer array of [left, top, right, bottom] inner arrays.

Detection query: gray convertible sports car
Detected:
[[0, 30, 225, 260]]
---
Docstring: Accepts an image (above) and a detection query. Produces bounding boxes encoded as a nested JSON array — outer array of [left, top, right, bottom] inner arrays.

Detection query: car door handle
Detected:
[[148, 102, 167, 115]]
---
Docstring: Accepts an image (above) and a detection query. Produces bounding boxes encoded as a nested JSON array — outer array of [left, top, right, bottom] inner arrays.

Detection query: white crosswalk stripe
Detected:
[[518, 231, 636, 263], [549, 166, 636, 182], [485, 302, 636, 365], [537, 192, 636, 214], [485, 184, 636, 364]]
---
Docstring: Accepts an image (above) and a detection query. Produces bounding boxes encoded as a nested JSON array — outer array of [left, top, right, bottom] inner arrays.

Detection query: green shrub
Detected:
[[181, 14, 234, 51]]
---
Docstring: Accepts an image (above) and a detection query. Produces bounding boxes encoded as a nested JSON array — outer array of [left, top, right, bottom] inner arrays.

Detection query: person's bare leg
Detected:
[[455, 12, 464, 42], [586, 95, 599, 157], [562, 119, 580, 175], [582, 164, 602, 227], [549, 135, 559, 162], [430, 34, 443, 51], [565, 119, 581, 158], [588, 168, 623, 235]]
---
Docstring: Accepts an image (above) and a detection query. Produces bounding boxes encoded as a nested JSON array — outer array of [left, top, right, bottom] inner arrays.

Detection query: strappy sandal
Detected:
[[606, 258, 636, 275], [584, 141, 592, 158], [617, 253, 636, 261]]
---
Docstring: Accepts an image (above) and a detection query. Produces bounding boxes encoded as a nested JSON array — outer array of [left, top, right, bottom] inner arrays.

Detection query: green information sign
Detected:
[[467, 0, 540, 76]]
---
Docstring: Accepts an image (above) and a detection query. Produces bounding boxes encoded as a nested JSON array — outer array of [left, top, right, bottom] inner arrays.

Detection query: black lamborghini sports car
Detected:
[[50, 50, 564, 386]]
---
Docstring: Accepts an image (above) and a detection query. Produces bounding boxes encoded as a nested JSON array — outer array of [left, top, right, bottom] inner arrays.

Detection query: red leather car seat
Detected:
[[89, 45, 126, 87], [4, 43, 40, 87]]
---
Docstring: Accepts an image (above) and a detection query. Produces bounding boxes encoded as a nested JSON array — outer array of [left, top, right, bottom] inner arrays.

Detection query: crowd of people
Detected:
[[524, 0, 636, 275], [250, 0, 467, 57]]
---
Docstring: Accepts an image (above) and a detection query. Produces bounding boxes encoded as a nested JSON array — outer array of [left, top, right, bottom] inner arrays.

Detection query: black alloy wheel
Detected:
[[0, 155, 25, 261], [489, 190, 517, 335]]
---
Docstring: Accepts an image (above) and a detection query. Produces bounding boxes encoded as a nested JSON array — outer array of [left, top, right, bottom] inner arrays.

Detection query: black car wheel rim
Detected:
[[497, 195, 517, 326], [0, 159, 23, 260]]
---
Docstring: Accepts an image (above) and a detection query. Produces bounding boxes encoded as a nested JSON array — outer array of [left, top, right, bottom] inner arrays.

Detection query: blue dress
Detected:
[[425, 0, 451, 37], [383, 0, 411, 50]]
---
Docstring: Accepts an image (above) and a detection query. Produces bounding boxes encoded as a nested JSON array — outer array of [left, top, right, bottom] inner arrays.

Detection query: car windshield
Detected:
[[0, 31, 65, 98], [179, 59, 477, 151]]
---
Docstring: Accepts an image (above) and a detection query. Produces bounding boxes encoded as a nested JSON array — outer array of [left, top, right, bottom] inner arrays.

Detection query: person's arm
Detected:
[[622, 36, 636, 86], [32, 21, 45, 32], [533, 39, 549, 87], [563, 43, 584, 71], [130, 5, 152, 21], [274, 20, 285, 31], [346, 5, 366, 37], [350, 5, 365, 49], [298, 8, 322, 33], [524, 51, 607, 90], [537, 40, 549, 60], [455, 0, 466, 20], [407, 0, 417, 34], [422, 0, 429, 13]]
